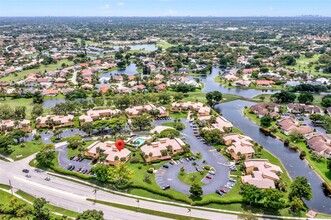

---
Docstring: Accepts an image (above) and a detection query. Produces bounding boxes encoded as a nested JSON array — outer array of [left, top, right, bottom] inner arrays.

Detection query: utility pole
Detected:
[[136, 199, 140, 212], [9, 179, 13, 195], [92, 188, 99, 203]]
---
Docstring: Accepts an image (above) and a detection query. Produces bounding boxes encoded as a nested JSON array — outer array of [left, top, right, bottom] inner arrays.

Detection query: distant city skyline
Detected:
[[1, 0, 331, 17]]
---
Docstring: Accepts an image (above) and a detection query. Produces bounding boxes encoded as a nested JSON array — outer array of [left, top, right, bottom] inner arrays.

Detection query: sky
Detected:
[[0, 0, 331, 17]]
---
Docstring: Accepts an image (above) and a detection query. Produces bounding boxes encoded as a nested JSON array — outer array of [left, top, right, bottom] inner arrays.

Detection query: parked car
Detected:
[[185, 157, 190, 162], [162, 185, 170, 190], [206, 175, 212, 179], [215, 190, 224, 196], [77, 168, 82, 172], [229, 178, 237, 183], [208, 171, 215, 175], [163, 165, 169, 169], [25, 174, 31, 178], [169, 161, 175, 165], [220, 187, 228, 193], [67, 165, 73, 170], [79, 158, 84, 162], [70, 166, 75, 171], [86, 170, 91, 175], [44, 177, 50, 181], [22, 169, 29, 173], [69, 156, 75, 160]]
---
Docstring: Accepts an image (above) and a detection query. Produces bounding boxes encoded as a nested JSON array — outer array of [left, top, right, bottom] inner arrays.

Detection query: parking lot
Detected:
[[153, 118, 232, 195], [56, 144, 92, 174]]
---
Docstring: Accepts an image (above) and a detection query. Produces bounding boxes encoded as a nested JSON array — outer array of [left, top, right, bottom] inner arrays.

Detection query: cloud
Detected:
[[117, 2, 125, 6], [166, 9, 178, 15], [102, 4, 110, 9]]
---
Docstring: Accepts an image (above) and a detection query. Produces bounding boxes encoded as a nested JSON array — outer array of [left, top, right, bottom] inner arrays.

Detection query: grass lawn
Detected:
[[162, 122, 186, 130], [170, 112, 188, 119], [0, 184, 12, 190], [156, 40, 177, 50], [15, 190, 79, 218], [1, 59, 74, 82], [0, 97, 34, 118], [251, 93, 327, 108], [287, 54, 331, 78], [183, 91, 241, 104], [128, 162, 192, 204], [6, 140, 43, 160], [178, 170, 207, 187], [87, 198, 204, 220]]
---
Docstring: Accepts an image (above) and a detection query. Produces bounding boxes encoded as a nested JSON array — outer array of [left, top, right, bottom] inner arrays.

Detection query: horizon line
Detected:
[[0, 15, 329, 18]]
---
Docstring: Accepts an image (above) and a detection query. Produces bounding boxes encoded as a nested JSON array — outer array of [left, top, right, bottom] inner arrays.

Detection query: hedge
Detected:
[[192, 198, 243, 206], [130, 184, 192, 204], [51, 165, 93, 180]]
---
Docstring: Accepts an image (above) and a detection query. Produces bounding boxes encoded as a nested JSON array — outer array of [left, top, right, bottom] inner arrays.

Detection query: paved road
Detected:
[[153, 119, 230, 194], [0, 155, 241, 220]]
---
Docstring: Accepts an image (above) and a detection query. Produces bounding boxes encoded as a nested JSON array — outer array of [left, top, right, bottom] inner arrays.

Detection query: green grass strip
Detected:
[[0, 184, 12, 190], [15, 190, 79, 217], [87, 198, 206, 220]]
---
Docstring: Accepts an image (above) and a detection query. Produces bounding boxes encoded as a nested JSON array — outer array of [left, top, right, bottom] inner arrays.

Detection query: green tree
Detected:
[[200, 129, 223, 145], [9, 130, 27, 144], [36, 145, 55, 168], [260, 115, 272, 128], [241, 184, 262, 205], [206, 91, 223, 107], [321, 95, 331, 108], [81, 122, 94, 136], [32, 104, 44, 118], [327, 159, 331, 172], [289, 176, 312, 201], [289, 197, 306, 214], [189, 183, 203, 197], [67, 135, 83, 149], [0, 135, 13, 153], [298, 92, 314, 104], [91, 164, 110, 182], [261, 188, 285, 210], [271, 91, 296, 103], [131, 115, 151, 131], [33, 197, 50, 220], [109, 163, 133, 185], [76, 209, 104, 220]]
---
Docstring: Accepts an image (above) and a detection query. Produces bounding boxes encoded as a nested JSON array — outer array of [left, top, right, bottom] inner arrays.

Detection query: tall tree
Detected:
[[206, 91, 223, 107], [77, 209, 104, 220], [289, 176, 312, 201], [189, 183, 203, 197]]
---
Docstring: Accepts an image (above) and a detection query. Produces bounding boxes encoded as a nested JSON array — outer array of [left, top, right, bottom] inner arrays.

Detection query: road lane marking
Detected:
[[13, 176, 86, 200]]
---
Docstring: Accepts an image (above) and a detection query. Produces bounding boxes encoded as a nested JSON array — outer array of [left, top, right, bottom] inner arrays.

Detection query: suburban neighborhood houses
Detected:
[[0, 15, 331, 220]]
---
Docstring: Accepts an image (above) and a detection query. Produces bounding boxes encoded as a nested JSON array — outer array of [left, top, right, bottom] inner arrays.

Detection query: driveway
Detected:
[[153, 119, 230, 195]]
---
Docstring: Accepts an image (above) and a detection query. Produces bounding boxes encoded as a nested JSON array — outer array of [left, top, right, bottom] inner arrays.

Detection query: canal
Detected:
[[216, 100, 331, 214]]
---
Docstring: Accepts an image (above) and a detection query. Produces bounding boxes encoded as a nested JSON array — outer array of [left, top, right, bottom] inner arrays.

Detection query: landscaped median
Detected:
[[87, 198, 205, 220]]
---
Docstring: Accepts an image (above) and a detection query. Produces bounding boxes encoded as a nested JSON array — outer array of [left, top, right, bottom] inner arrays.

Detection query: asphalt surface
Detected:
[[56, 144, 92, 172], [0, 154, 241, 220], [153, 119, 231, 194]]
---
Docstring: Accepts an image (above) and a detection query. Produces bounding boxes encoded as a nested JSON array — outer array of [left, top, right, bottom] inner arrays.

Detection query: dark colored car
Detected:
[[169, 161, 175, 165], [22, 169, 29, 173], [215, 190, 224, 196], [162, 185, 170, 190], [206, 175, 212, 179], [163, 165, 169, 169], [67, 165, 73, 170], [79, 158, 84, 162], [70, 166, 75, 171], [69, 156, 75, 160]]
